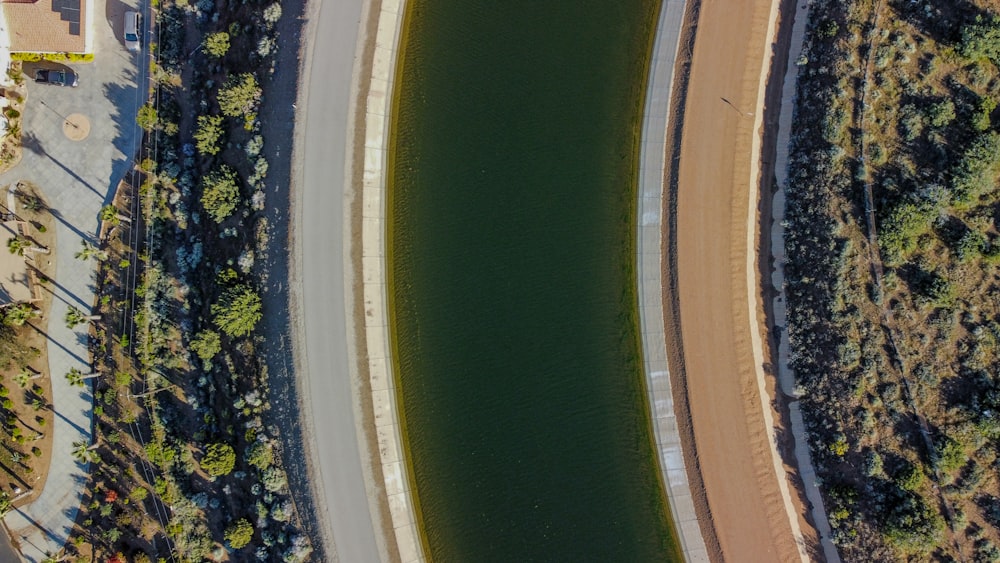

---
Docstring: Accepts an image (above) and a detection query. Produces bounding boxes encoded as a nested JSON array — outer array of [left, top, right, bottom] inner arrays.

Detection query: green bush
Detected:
[[245, 441, 273, 470], [879, 200, 937, 265], [224, 518, 253, 549], [201, 442, 235, 477], [190, 330, 221, 363], [927, 99, 955, 127], [959, 17, 1000, 64], [217, 73, 261, 117], [194, 114, 225, 155], [202, 32, 230, 58], [211, 285, 262, 338], [200, 165, 240, 223], [136, 104, 158, 131], [951, 131, 1000, 205]]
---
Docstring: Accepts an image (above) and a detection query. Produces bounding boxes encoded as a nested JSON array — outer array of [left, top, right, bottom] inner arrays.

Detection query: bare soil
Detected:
[[662, 0, 815, 560], [0, 183, 57, 516]]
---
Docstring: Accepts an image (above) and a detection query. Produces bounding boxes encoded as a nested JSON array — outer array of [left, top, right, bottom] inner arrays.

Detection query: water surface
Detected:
[[388, 1, 680, 559]]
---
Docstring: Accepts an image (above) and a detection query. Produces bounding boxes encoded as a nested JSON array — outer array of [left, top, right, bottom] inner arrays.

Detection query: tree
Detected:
[[14, 367, 39, 388], [3, 303, 38, 326], [201, 442, 235, 477], [194, 114, 225, 155], [7, 236, 47, 256], [224, 518, 253, 549], [74, 240, 107, 261], [190, 330, 221, 363], [959, 16, 1000, 64], [65, 306, 100, 329], [100, 204, 130, 226], [217, 73, 261, 117], [245, 440, 273, 470], [136, 104, 158, 131], [71, 440, 99, 463], [211, 285, 261, 337], [201, 165, 240, 223], [65, 367, 99, 387], [203, 32, 230, 58]]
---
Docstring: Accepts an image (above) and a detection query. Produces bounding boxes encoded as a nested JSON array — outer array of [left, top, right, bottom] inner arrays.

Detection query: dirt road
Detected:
[[664, 0, 812, 560]]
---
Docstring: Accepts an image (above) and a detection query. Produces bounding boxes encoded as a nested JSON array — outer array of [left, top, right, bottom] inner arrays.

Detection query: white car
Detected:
[[124, 11, 141, 52]]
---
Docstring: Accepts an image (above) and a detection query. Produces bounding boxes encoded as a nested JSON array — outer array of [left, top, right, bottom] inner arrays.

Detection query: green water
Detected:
[[387, 0, 680, 560]]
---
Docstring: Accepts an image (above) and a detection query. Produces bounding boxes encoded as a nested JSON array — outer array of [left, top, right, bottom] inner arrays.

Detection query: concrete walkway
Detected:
[[0, 0, 146, 557], [356, 0, 423, 560], [770, 1, 840, 561], [637, 1, 710, 561]]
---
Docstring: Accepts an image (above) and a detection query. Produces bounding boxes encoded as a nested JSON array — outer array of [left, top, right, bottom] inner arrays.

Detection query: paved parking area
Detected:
[[0, 0, 147, 558]]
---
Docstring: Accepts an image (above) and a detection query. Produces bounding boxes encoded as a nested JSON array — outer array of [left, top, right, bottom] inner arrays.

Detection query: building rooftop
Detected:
[[3, 0, 86, 54]]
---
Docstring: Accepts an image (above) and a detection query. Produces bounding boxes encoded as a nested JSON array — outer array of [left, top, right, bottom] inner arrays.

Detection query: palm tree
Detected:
[[74, 240, 107, 261], [71, 440, 99, 463], [7, 236, 47, 256], [65, 368, 99, 387], [100, 205, 130, 226], [65, 306, 100, 329], [3, 303, 38, 326], [14, 367, 40, 388]]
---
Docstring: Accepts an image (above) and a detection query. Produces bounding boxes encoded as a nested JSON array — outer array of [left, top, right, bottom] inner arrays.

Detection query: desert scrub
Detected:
[[786, 0, 1000, 559]]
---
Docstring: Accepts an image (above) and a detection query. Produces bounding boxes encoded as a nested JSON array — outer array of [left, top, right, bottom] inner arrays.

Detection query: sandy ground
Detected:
[[662, 0, 819, 560]]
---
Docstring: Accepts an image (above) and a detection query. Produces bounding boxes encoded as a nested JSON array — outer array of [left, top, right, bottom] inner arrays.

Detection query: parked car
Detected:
[[124, 11, 141, 52], [34, 69, 78, 87]]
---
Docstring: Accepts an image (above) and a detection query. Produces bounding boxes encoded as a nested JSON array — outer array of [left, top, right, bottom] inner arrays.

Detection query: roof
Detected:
[[3, 0, 86, 54]]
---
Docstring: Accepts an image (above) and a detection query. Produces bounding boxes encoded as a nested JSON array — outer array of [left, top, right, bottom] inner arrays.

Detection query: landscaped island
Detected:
[[387, 0, 681, 559]]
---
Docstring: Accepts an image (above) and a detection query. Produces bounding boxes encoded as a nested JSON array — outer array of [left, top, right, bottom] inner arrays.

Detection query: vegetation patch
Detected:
[[787, 0, 1000, 559]]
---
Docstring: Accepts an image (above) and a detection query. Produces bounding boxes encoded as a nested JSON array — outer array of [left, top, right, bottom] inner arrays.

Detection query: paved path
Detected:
[[292, 0, 388, 560], [770, 0, 839, 560], [0, 0, 145, 557], [636, 1, 710, 561]]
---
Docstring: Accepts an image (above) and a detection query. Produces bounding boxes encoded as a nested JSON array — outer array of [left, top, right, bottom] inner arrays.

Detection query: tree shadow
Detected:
[[10, 505, 62, 544], [19, 132, 103, 200], [101, 78, 143, 212], [25, 323, 89, 366], [29, 266, 90, 311], [46, 207, 96, 242]]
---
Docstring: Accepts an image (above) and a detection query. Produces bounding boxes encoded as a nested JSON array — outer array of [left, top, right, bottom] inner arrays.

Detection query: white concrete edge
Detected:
[[771, 1, 841, 561], [637, 2, 710, 561], [744, 0, 810, 560], [359, 0, 425, 561]]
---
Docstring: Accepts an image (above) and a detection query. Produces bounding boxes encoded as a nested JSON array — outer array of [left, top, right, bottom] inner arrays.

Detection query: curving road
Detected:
[[290, 0, 387, 561]]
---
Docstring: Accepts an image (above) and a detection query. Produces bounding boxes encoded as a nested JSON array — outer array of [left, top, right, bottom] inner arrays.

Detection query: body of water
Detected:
[[387, 1, 680, 559]]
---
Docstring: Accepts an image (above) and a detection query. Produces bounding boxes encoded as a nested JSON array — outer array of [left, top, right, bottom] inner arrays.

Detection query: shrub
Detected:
[[136, 104, 158, 131], [194, 114, 225, 155], [202, 32, 230, 58], [225, 518, 253, 549], [217, 73, 261, 117], [927, 99, 955, 127], [959, 17, 1000, 64], [951, 132, 1000, 205], [246, 440, 273, 470], [200, 165, 240, 223], [190, 330, 221, 363], [211, 285, 262, 338], [262, 466, 287, 492], [879, 199, 937, 264], [201, 442, 235, 477]]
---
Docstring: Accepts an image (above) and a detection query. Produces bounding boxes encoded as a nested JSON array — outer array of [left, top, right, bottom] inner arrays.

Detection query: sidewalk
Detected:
[[0, 0, 146, 557]]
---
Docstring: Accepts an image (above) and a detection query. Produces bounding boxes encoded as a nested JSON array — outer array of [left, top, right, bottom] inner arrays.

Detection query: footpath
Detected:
[[770, 0, 840, 561], [636, 1, 710, 561]]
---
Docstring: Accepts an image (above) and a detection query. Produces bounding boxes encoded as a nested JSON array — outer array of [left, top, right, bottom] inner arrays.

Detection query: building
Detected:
[[2, 0, 93, 55]]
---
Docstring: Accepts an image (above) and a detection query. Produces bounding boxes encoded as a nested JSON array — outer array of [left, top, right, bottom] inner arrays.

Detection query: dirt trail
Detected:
[[665, 0, 812, 559]]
